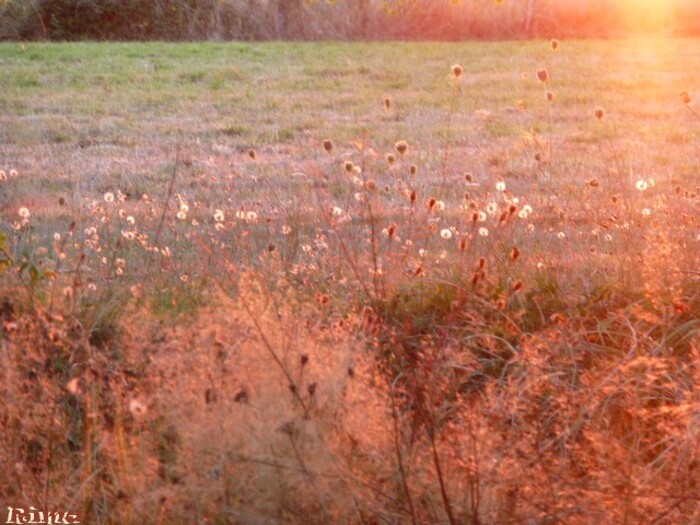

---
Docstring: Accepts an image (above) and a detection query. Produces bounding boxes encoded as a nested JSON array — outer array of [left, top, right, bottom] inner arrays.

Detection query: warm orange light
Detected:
[[621, 0, 674, 33]]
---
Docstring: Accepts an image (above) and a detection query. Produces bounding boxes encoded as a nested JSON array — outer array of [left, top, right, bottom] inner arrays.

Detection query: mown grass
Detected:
[[1, 38, 699, 524]]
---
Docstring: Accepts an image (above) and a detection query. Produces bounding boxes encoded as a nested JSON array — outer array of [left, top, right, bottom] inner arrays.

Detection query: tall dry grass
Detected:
[[1, 43, 700, 523]]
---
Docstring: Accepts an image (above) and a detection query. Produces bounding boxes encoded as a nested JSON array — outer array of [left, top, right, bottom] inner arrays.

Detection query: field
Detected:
[[1, 39, 699, 524]]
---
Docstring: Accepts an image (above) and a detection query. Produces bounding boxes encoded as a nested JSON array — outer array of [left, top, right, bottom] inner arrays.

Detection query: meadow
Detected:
[[1, 38, 699, 524]]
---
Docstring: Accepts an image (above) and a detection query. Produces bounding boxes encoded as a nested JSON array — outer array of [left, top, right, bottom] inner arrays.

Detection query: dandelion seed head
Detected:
[[104, 192, 115, 203], [479, 227, 489, 237], [129, 399, 147, 417], [636, 179, 649, 191], [18, 207, 30, 219], [496, 181, 506, 191], [518, 205, 533, 219], [440, 228, 453, 240]]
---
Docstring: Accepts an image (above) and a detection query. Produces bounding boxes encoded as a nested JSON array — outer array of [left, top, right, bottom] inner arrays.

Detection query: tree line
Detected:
[[1, 0, 698, 41]]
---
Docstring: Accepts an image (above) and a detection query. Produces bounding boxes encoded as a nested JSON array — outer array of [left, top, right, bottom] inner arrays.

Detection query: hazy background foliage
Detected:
[[2, 0, 700, 41]]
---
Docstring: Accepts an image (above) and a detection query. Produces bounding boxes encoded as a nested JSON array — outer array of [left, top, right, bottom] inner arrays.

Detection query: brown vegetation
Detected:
[[3, 0, 700, 41]]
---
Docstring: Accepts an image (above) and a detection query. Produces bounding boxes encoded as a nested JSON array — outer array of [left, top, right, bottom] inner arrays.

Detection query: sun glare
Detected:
[[622, 0, 674, 33]]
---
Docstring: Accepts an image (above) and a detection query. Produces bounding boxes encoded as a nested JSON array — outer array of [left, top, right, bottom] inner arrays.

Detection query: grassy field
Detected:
[[1, 39, 699, 524]]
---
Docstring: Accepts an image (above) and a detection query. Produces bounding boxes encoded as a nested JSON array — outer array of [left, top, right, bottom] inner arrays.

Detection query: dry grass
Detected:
[[1, 38, 699, 524]]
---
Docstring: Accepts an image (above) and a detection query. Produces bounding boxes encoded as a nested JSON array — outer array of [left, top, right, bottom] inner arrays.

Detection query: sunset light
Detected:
[[1, 0, 699, 523], [621, 0, 675, 33]]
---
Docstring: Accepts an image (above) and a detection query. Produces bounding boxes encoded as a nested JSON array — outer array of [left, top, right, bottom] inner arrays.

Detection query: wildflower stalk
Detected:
[[286, 431, 331, 523], [238, 286, 311, 417], [315, 190, 374, 304], [151, 143, 181, 258], [428, 419, 457, 525], [546, 90, 553, 163], [439, 68, 463, 199], [390, 377, 418, 525], [682, 100, 700, 122]]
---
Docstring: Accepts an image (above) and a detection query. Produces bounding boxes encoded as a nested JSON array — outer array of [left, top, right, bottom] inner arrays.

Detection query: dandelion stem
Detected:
[[152, 143, 181, 253]]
